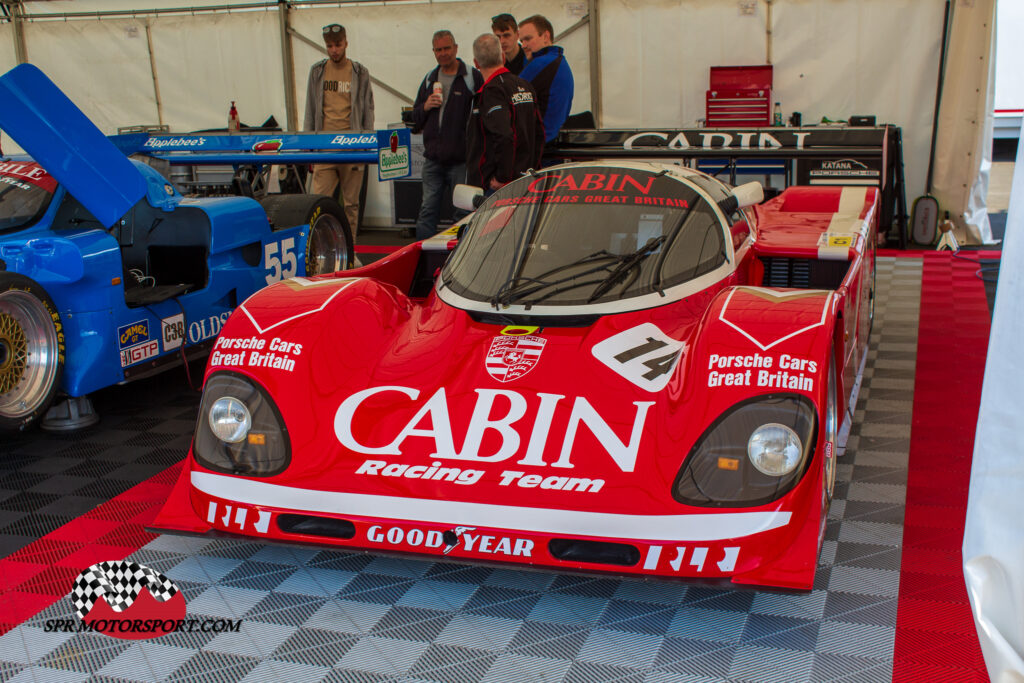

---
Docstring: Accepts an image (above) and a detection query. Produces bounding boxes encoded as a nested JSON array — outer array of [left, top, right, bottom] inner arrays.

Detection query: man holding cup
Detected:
[[409, 30, 482, 239]]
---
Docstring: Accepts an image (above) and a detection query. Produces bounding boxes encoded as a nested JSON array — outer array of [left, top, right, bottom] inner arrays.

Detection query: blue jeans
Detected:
[[415, 159, 466, 240]]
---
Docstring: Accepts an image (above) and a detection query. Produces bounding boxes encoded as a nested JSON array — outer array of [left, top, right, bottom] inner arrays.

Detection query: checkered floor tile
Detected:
[[0, 257, 923, 682], [0, 365, 203, 560]]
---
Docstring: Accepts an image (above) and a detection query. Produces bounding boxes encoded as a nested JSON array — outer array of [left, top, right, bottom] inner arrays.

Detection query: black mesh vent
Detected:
[[760, 257, 849, 289]]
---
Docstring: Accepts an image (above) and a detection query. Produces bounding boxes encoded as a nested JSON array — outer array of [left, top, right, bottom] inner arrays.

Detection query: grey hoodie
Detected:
[[303, 58, 375, 132]]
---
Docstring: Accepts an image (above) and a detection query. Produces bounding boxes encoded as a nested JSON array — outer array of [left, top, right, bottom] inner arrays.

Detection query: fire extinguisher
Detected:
[[228, 101, 240, 133]]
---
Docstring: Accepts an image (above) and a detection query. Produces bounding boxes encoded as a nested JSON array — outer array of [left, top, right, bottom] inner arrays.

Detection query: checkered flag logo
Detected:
[[70, 560, 179, 619]]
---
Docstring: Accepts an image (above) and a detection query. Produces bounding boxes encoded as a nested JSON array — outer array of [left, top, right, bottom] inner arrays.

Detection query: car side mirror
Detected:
[[718, 181, 764, 215], [453, 184, 485, 212]]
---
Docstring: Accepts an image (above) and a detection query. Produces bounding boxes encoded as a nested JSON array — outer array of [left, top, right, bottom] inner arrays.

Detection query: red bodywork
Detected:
[[153, 167, 877, 591]]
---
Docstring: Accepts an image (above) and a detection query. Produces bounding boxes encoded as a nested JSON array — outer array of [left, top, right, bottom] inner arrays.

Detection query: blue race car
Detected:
[[0, 64, 408, 431]]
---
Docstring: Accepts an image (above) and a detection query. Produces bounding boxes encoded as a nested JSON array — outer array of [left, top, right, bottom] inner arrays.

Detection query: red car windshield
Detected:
[[0, 161, 56, 232], [443, 167, 727, 307]]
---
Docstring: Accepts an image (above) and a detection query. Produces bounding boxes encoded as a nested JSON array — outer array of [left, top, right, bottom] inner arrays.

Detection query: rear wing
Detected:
[[111, 129, 411, 181], [548, 127, 902, 246]]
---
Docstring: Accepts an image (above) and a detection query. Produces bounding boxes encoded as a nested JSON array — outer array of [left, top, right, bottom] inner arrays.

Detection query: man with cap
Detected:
[[304, 23, 375, 238]]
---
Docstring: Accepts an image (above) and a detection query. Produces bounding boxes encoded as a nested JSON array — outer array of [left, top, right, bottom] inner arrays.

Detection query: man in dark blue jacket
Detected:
[[410, 30, 483, 239], [518, 15, 574, 144]]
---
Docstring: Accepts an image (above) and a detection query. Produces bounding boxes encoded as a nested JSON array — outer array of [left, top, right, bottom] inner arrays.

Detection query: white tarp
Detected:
[[963, 122, 1024, 683], [930, 0, 997, 245]]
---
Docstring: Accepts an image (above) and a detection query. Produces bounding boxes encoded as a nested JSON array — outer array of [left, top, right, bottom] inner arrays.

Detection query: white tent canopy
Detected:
[[1, 0, 990, 234]]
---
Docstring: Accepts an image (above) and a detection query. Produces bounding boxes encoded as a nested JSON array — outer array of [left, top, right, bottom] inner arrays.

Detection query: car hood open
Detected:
[[0, 64, 146, 228]]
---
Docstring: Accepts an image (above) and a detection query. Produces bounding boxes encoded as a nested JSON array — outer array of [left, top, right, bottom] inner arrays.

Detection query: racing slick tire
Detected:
[[260, 195, 354, 273], [817, 350, 839, 555], [0, 273, 65, 432], [824, 353, 838, 501], [868, 245, 876, 335]]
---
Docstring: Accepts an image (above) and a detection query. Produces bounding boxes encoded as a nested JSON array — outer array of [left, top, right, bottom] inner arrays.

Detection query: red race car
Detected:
[[154, 162, 875, 591]]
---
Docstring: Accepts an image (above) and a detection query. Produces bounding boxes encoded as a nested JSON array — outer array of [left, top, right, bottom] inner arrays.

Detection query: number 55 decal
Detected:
[[265, 237, 298, 284], [591, 323, 685, 392]]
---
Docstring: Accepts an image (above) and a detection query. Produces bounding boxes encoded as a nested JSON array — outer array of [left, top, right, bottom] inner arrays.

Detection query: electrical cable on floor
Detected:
[[173, 297, 201, 393], [952, 250, 1000, 283], [144, 299, 201, 393]]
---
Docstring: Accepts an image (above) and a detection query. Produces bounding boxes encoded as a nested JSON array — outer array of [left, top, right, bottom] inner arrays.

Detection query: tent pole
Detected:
[[11, 0, 28, 64], [587, 0, 602, 128], [278, 0, 297, 130], [144, 20, 165, 126]]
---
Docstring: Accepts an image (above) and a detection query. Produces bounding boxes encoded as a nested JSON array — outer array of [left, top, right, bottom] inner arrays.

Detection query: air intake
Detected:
[[277, 514, 355, 539], [760, 257, 850, 289], [762, 257, 811, 288], [548, 539, 641, 566]]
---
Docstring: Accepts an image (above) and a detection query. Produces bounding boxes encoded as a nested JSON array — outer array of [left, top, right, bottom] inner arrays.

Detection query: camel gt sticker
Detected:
[[485, 334, 546, 382], [118, 320, 150, 350]]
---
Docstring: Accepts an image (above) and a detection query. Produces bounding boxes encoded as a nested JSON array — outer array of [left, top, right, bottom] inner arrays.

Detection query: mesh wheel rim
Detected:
[[0, 290, 58, 419]]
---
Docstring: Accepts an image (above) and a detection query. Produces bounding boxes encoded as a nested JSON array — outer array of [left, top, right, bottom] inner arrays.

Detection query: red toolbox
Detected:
[[706, 65, 773, 127]]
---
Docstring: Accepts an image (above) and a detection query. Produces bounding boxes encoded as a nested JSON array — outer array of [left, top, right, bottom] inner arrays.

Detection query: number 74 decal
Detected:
[[591, 323, 686, 392]]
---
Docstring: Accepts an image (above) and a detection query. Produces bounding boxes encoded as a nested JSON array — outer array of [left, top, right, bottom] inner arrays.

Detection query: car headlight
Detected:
[[193, 372, 290, 476], [209, 397, 252, 443], [673, 395, 816, 508], [748, 423, 802, 476]]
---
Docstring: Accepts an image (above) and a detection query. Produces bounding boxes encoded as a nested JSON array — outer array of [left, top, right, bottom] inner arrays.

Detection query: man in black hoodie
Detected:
[[410, 30, 483, 239], [465, 34, 544, 192]]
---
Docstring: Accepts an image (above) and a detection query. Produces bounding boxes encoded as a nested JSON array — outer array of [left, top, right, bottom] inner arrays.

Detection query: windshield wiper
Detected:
[[495, 238, 668, 308], [585, 236, 667, 302], [490, 250, 619, 308]]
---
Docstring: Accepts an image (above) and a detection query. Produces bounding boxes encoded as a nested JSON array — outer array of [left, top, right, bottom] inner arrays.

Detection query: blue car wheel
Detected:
[[0, 273, 65, 431]]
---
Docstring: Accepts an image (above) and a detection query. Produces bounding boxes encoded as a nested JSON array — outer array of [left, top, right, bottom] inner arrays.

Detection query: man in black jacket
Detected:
[[466, 34, 543, 192], [491, 13, 526, 75], [410, 30, 483, 239]]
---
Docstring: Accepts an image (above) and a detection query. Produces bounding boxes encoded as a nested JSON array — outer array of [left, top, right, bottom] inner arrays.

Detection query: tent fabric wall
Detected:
[[22, 19, 158, 133], [286, 2, 592, 224], [600, 0, 944, 201], [963, 128, 1024, 683], [148, 10, 285, 134], [0, 22, 16, 154], [600, 0, 766, 128], [0, 0, 978, 227], [931, 0, 996, 245], [773, 0, 944, 209]]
